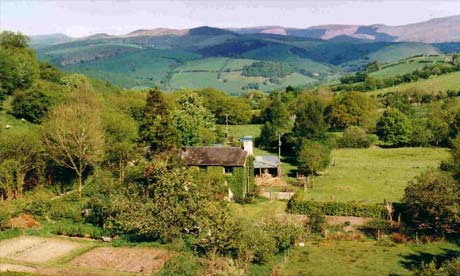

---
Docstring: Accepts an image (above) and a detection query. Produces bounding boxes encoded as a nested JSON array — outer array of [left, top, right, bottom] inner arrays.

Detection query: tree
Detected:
[[38, 61, 63, 82], [103, 110, 138, 183], [0, 32, 39, 100], [43, 91, 104, 197], [293, 94, 329, 141], [297, 140, 331, 190], [60, 74, 93, 91], [450, 136, 460, 179], [327, 92, 378, 130], [0, 130, 42, 198], [197, 88, 251, 125], [172, 91, 219, 146], [376, 108, 413, 146], [139, 88, 179, 153], [403, 170, 460, 235], [258, 95, 291, 150], [11, 89, 52, 123]]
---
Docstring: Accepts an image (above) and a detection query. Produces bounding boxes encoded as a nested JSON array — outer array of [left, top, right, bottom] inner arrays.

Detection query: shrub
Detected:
[[158, 252, 204, 276], [308, 211, 326, 233], [391, 232, 409, 244], [339, 126, 377, 148]]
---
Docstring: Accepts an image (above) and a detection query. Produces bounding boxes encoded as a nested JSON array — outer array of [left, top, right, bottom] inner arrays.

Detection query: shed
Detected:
[[254, 155, 280, 177]]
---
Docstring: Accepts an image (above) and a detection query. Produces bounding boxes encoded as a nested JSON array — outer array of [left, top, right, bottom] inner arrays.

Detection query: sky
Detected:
[[1, 0, 460, 37]]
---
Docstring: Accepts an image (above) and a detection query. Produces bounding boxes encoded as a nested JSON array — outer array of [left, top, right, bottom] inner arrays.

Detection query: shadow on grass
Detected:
[[282, 155, 298, 178], [399, 247, 460, 271]]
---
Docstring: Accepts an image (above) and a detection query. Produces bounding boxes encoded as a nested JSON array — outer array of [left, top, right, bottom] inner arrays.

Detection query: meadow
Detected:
[[278, 240, 460, 276]]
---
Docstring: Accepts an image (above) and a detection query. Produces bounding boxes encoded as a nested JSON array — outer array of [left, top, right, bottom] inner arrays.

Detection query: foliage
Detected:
[[43, 90, 105, 197], [450, 136, 460, 179], [38, 61, 63, 82], [326, 92, 378, 130], [158, 252, 204, 276], [339, 126, 377, 148], [139, 87, 179, 153], [11, 89, 52, 123], [403, 170, 460, 235], [288, 191, 386, 218], [297, 139, 331, 176], [427, 98, 460, 146], [413, 258, 460, 276], [242, 61, 294, 78], [197, 88, 252, 124], [307, 210, 326, 233], [292, 93, 329, 142], [226, 167, 247, 203], [172, 90, 220, 146], [257, 95, 291, 150], [0, 129, 43, 199], [376, 108, 413, 146], [0, 32, 39, 101]]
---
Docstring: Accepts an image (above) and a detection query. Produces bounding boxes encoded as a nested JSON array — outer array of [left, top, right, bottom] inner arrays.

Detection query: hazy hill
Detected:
[[232, 15, 460, 43]]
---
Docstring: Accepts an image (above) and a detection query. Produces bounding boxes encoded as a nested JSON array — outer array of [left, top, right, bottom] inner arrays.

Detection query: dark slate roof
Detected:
[[254, 155, 280, 169], [182, 146, 248, 167]]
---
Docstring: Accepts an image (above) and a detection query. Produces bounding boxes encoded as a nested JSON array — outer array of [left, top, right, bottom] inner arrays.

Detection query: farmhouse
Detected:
[[181, 144, 254, 202]]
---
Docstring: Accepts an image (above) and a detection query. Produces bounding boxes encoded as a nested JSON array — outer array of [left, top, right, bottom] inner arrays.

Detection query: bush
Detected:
[[339, 126, 377, 148], [391, 232, 409, 244], [288, 191, 385, 218], [308, 211, 326, 233], [158, 252, 204, 276]]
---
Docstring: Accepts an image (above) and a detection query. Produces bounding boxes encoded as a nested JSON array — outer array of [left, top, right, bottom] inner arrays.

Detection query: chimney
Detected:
[[241, 136, 253, 156]]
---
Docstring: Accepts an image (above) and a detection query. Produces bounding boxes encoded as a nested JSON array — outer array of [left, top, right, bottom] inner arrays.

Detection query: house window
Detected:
[[224, 166, 233, 175]]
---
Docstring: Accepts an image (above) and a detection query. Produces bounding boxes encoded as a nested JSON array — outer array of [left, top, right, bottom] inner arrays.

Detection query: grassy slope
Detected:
[[279, 240, 460, 276], [367, 43, 441, 63], [367, 71, 460, 96]]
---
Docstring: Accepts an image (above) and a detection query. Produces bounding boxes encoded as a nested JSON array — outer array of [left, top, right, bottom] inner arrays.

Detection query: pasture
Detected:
[[278, 240, 460, 276]]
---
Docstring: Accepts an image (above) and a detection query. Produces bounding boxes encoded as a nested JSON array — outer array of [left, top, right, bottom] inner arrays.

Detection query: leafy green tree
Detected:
[[11, 89, 52, 123], [43, 90, 104, 197], [327, 92, 378, 130], [376, 108, 413, 146], [103, 110, 138, 183], [297, 140, 331, 190], [139, 88, 179, 153], [197, 88, 251, 125], [0, 32, 39, 101], [258, 95, 291, 150], [0, 130, 42, 198], [403, 170, 460, 235], [173, 91, 219, 146], [293, 94, 329, 141]]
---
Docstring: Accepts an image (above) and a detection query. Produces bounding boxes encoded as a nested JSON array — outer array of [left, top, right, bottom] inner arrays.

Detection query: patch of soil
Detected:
[[7, 214, 40, 229], [0, 236, 83, 263], [71, 247, 170, 274], [326, 216, 373, 232]]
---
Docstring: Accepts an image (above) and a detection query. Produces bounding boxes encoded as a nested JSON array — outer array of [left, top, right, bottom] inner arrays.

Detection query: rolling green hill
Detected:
[[31, 26, 454, 93]]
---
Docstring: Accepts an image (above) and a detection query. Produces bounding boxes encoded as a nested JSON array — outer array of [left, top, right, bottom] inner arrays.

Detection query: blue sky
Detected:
[[1, 0, 460, 37]]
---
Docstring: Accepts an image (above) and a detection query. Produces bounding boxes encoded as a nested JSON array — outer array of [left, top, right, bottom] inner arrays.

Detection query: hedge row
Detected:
[[287, 191, 386, 218]]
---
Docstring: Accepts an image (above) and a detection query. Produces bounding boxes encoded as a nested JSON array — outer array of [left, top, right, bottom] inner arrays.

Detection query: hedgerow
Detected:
[[287, 191, 385, 218]]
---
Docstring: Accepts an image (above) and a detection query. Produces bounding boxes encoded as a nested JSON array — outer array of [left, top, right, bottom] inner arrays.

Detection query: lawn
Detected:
[[305, 147, 449, 203], [278, 240, 460, 276]]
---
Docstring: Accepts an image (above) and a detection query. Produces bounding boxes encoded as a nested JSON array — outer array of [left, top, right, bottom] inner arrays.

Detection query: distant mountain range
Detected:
[[27, 15, 460, 94]]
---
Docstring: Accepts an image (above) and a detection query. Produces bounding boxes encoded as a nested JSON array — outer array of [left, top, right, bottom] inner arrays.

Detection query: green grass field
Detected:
[[279, 240, 460, 276], [367, 71, 460, 96], [303, 147, 449, 203]]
